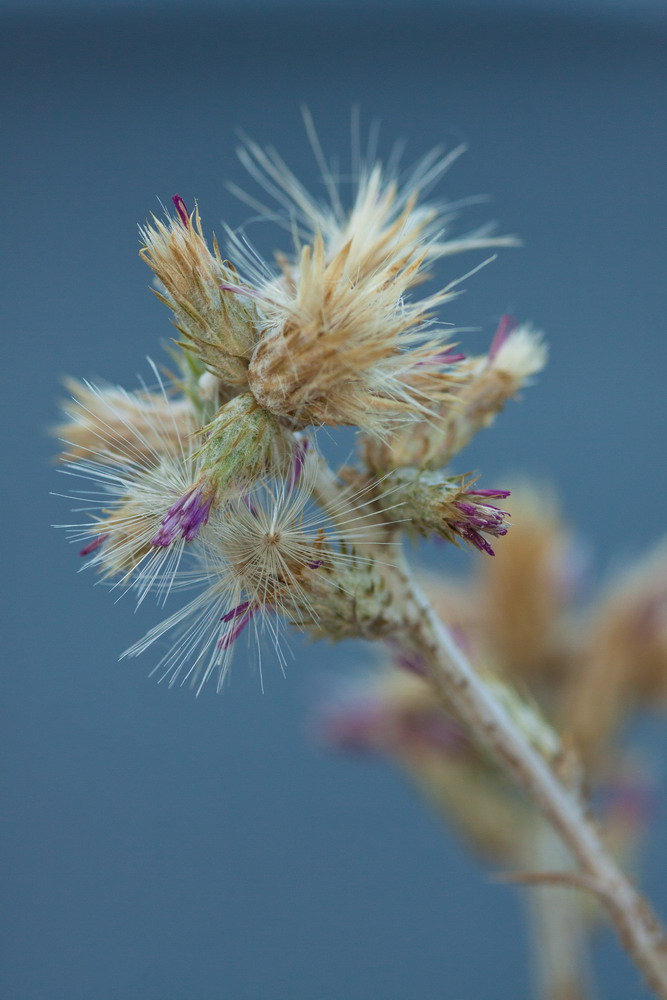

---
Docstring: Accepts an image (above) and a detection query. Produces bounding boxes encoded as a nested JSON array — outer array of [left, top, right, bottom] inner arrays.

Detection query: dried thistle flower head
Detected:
[[140, 197, 259, 388], [344, 466, 511, 556], [474, 487, 574, 681], [54, 377, 197, 465], [363, 317, 547, 471], [56, 370, 288, 577], [245, 229, 464, 433], [55, 372, 206, 597], [437, 321, 548, 466], [224, 132, 520, 436], [122, 443, 395, 691]]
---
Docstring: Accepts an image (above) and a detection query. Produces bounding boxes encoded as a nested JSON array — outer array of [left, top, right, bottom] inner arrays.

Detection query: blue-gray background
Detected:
[[2, 1, 667, 997]]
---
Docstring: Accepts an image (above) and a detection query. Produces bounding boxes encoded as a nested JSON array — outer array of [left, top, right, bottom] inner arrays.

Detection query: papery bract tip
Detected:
[[489, 314, 518, 361], [172, 194, 190, 227]]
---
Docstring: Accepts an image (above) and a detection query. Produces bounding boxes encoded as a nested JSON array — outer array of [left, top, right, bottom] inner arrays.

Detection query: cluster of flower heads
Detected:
[[55, 129, 546, 690]]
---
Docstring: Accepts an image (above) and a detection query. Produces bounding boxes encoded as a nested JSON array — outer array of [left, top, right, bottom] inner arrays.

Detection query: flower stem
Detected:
[[402, 568, 667, 998], [524, 819, 596, 1000], [314, 456, 667, 995]]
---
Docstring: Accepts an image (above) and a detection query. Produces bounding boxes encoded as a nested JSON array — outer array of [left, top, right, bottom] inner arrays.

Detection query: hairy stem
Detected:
[[315, 456, 667, 995], [402, 567, 667, 998]]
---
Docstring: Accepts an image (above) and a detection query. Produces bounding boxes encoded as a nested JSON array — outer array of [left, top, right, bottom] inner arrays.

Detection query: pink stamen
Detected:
[[79, 533, 109, 557], [417, 350, 466, 368], [433, 351, 466, 365], [471, 488, 511, 500], [220, 282, 262, 300], [220, 600, 251, 623], [151, 486, 213, 547], [489, 314, 518, 361], [218, 604, 257, 650], [456, 526, 497, 556], [288, 438, 309, 490], [172, 194, 190, 227], [450, 491, 511, 556]]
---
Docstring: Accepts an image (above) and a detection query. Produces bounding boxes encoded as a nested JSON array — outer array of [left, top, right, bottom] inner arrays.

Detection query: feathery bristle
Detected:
[[121, 445, 393, 692]]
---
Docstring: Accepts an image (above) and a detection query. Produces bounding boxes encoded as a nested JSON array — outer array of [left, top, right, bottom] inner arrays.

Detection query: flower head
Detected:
[[363, 317, 547, 471], [348, 467, 511, 556], [139, 197, 259, 387], [449, 488, 511, 557], [122, 442, 379, 692], [55, 372, 208, 600], [245, 230, 465, 433], [224, 131, 518, 436]]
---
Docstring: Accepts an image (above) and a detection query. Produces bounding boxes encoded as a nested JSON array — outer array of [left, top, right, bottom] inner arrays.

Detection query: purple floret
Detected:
[[151, 486, 213, 547]]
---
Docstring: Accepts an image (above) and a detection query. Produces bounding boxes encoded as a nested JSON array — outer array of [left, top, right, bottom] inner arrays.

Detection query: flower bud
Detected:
[[196, 392, 281, 494], [140, 197, 259, 387]]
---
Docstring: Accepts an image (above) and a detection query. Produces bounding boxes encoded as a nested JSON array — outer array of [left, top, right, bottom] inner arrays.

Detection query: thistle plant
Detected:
[[54, 127, 667, 997]]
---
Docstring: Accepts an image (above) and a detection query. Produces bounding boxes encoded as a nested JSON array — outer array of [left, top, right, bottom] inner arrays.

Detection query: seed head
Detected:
[[54, 377, 196, 465]]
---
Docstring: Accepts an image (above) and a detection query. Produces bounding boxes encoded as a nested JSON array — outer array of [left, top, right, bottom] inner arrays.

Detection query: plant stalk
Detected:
[[402, 567, 667, 999], [314, 456, 667, 996], [525, 819, 596, 1000]]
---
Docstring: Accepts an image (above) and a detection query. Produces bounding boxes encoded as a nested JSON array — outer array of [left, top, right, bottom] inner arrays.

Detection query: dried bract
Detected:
[[231, 137, 517, 436]]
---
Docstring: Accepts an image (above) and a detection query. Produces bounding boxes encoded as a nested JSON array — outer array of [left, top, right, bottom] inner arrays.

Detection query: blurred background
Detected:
[[2, 0, 666, 997]]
